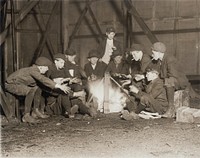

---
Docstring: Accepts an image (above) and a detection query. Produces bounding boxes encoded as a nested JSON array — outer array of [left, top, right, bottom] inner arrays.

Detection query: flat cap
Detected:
[[53, 53, 66, 60], [35, 57, 52, 66], [88, 49, 99, 58], [112, 49, 122, 58], [152, 42, 166, 53], [126, 43, 144, 52], [106, 27, 115, 33], [64, 49, 76, 56]]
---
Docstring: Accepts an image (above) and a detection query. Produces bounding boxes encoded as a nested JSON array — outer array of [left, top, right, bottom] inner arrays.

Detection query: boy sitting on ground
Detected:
[[121, 69, 169, 120]]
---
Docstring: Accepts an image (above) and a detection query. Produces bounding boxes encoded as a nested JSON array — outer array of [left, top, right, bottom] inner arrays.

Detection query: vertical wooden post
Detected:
[[103, 72, 110, 113], [10, 0, 18, 71], [123, 2, 132, 50], [61, 0, 70, 52]]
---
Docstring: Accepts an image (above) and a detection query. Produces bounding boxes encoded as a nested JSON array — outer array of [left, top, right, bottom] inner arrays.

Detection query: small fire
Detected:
[[89, 79, 126, 113]]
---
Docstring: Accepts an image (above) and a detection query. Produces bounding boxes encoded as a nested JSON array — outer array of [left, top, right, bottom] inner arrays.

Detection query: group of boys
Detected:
[[4, 27, 199, 123]]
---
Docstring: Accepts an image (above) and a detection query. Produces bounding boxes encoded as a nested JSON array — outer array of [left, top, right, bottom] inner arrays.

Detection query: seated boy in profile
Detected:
[[121, 69, 168, 120]]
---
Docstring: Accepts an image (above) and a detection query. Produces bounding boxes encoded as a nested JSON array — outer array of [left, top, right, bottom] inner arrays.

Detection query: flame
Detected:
[[89, 79, 126, 113]]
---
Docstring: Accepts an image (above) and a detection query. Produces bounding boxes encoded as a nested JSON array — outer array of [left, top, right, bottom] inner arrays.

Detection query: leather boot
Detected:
[[32, 108, 49, 119], [69, 104, 79, 118], [162, 87, 175, 118], [22, 113, 39, 123], [88, 105, 97, 117], [121, 110, 139, 120]]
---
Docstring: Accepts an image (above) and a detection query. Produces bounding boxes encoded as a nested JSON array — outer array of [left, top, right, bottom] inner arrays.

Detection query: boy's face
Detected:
[[106, 32, 115, 40], [55, 58, 65, 70], [146, 71, 157, 81], [114, 55, 122, 64], [89, 57, 98, 65], [131, 51, 143, 61], [39, 66, 49, 74], [66, 55, 76, 62], [151, 50, 160, 60]]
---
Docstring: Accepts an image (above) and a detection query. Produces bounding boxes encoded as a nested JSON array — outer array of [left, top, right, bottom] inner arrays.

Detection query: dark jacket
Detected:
[[47, 64, 66, 79], [64, 60, 82, 79], [130, 54, 152, 77], [159, 54, 189, 89], [84, 61, 107, 79], [97, 38, 122, 58], [135, 78, 167, 103], [106, 61, 129, 75]]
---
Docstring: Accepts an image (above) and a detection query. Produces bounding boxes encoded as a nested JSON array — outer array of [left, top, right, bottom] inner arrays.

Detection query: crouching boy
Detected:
[[5, 57, 70, 123], [122, 69, 169, 120]]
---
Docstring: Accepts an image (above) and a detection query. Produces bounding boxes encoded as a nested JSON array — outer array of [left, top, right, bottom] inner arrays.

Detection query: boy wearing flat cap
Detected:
[[64, 49, 86, 91], [151, 42, 200, 118], [127, 43, 152, 82], [121, 68, 168, 120], [97, 27, 122, 64], [84, 49, 107, 81], [46, 53, 78, 118], [64, 49, 96, 118], [5, 57, 70, 123], [106, 50, 131, 85]]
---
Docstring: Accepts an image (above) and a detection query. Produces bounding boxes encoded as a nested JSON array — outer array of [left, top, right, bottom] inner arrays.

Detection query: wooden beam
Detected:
[[124, 0, 158, 44], [72, 28, 200, 39], [31, 1, 58, 64], [10, 0, 18, 71], [126, 11, 132, 48], [61, 0, 70, 51], [32, 5, 55, 58], [0, 86, 12, 120], [103, 73, 110, 113], [88, 5, 103, 42], [0, 0, 39, 45], [68, 0, 93, 47]]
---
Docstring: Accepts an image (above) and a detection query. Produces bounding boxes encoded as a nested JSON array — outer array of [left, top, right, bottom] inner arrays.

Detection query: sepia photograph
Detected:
[[1, 0, 200, 157]]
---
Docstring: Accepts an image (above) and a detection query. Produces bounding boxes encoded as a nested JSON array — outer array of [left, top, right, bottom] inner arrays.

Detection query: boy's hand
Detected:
[[134, 74, 145, 81], [61, 78, 71, 83], [70, 77, 82, 84], [129, 85, 139, 94], [53, 78, 64, 84], [88, 74, 97, 81], [55, 84, 72, 94]]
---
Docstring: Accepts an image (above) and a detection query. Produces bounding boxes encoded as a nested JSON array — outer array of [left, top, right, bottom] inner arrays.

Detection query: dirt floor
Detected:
[[1, 84, 200, 158]]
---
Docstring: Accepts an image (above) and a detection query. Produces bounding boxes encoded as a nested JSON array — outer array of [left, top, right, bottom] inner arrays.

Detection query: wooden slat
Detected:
[[0, 86, 12, 119], [0, 0, 39, 45], [88, 5, 103, 42], [68, 0, 93, 47], [124, 0, 158, 44], [31, 1, 58, 64], [71, 28, 200, 39], [32, 5, 55, 59]]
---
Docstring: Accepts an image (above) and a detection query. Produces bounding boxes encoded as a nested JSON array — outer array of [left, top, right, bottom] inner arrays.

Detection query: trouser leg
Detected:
[[33, 87, 42, 109], [24, 88, 37, 114], [162, 87, 175, 117], [61, 94, 71, 113], [71, 98, 90, 115], [46, 96, 57, 115], [125, 98, 138, 113]]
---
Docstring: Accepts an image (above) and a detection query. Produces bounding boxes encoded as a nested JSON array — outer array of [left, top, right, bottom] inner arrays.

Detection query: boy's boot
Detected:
[[32, 108, 49, 119], [22, 113, 39, 123], [69, 104, 79, 118], [162, 87, 175, 118]]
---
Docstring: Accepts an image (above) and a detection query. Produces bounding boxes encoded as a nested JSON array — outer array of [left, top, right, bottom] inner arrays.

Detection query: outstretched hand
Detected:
[[55, 84, 72, 94]]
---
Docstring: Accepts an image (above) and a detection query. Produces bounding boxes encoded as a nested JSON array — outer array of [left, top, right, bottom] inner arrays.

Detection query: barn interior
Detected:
[[1, 0, 200, 157]]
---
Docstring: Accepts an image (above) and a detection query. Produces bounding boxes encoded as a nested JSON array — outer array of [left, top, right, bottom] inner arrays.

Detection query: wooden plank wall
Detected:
[[4, 0, 200, 78]]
